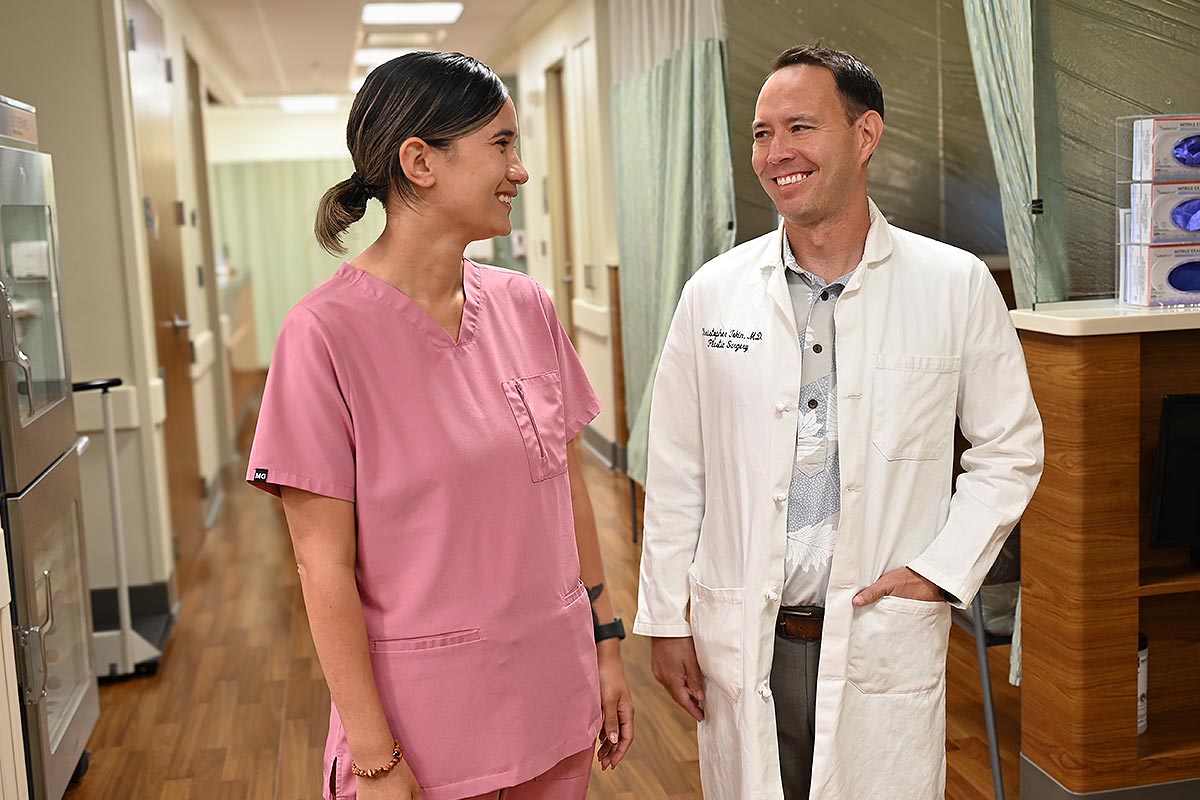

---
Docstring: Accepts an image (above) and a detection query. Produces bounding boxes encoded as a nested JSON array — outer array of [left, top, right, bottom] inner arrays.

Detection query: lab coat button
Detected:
[[773, 490, 787, 503], [758, 680, 773, 699], [766, 588, 780, 602]]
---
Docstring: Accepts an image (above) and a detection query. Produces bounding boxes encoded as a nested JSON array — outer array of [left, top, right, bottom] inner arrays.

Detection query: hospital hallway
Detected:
[[62, 381, 1022, 800]]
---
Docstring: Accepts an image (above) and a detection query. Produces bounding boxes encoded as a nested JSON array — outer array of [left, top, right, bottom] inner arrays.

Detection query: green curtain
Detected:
[[963, 0, 1038, 308], [614, 38, 736, 485], [209, 159, 385, 368]]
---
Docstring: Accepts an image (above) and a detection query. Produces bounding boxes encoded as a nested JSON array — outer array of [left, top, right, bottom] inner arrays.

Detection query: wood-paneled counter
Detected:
[[1012, 300, 1200, 799]]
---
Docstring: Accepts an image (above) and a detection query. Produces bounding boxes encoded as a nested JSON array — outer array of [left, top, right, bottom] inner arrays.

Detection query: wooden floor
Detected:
[[64, 395, 1021, 799]]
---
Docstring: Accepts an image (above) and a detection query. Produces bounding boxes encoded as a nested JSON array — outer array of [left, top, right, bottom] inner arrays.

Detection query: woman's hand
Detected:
[[356, 760, 425, 800], [595, 639, 634, 769]]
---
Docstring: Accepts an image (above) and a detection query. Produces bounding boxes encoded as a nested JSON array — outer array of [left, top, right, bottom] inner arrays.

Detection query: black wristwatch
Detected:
[[594, 617, 626, 643]]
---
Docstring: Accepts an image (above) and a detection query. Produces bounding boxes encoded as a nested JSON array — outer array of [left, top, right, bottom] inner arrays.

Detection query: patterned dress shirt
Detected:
[[780, 234, 853, 607]]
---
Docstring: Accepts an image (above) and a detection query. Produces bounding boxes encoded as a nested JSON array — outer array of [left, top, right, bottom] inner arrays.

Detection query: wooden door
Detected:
[[124, 0, 204, 571], [544, 62, 576, 340]]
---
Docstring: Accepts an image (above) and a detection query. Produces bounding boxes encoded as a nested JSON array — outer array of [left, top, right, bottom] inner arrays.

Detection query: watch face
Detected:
[[595, 618, 625, 641]]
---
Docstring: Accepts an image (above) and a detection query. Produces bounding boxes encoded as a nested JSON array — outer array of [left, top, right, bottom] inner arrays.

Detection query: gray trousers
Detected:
[[770, 633, 821, 800]]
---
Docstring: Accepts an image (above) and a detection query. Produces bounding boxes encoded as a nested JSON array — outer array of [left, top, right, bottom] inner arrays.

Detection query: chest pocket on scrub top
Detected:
[[502, 370, 568, 482], [871, 353, 961, 461]]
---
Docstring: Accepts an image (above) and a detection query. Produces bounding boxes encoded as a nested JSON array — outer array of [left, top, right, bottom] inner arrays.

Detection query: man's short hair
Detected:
[[771, 45, 885, 124]]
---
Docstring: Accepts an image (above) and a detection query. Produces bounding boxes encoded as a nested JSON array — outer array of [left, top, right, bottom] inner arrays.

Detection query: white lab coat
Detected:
[[634, 202, 1043, 800]]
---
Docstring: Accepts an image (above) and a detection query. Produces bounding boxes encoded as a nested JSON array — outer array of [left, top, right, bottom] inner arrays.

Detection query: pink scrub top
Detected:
[[247, 260, 602, 799]]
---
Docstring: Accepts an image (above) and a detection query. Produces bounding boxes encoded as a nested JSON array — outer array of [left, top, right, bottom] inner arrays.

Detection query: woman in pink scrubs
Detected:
[[247, 52, 633, 799]]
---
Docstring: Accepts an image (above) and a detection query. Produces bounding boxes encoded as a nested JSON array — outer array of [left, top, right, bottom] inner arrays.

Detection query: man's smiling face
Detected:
[[751, 64, 873, 229]]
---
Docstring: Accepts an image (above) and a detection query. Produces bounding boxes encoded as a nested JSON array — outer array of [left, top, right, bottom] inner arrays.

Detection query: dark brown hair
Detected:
[[771, 45, 884, 124], [314, 51, 509, 255]]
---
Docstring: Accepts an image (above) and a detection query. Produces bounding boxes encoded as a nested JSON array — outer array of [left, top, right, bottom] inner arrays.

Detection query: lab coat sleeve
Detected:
[[907, 260, 1044, 608], [634, 283, 705, 637]]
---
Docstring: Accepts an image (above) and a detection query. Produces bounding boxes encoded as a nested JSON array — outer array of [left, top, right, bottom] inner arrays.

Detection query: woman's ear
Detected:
[[399, 136, 436, 189]]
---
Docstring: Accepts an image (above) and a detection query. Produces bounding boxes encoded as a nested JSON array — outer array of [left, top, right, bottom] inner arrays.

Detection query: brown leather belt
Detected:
[[776, 606, 824, 641]]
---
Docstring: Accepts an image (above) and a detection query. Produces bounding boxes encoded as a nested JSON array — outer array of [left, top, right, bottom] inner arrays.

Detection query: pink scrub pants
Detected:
[[463, 747, 592, 800]]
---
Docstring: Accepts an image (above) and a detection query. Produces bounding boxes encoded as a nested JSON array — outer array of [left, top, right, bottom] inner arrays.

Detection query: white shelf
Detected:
[[1011, 299, 1200, 336]]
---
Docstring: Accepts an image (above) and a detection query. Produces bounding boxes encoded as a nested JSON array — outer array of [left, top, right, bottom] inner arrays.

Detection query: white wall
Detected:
[[496, 0, 621, 447]]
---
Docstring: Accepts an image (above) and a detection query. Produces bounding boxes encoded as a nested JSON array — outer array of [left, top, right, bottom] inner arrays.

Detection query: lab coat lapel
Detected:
[[761, 223, 799, 341]]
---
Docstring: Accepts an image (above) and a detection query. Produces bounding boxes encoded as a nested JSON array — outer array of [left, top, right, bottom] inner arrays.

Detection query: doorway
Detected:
[[544, 62, 576, 340], [124, 0, 205, 573]]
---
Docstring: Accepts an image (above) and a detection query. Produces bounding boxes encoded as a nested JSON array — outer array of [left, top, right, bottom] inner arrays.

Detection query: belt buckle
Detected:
[[777, 612, 822, 642]]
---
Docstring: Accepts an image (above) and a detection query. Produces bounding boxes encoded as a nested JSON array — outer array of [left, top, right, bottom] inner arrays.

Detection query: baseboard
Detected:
[[581, 427, 626, 472], [91, 581, 172, 632], [235, 390, 262, 440], [612, 442, 627, 473], [1021, 755, 1200, 799], [203, 479, 225, 530]]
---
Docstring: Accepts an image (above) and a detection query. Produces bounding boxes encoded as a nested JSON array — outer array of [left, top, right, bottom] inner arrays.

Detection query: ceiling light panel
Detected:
[[355, 47, 421, 67], [364, 30, 445, 48], [279, 95, 340, 113], [361, 3, 464, 25]]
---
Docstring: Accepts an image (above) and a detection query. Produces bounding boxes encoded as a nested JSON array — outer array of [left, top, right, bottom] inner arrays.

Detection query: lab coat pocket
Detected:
[[846, 595, 950, 694], [872, 353, 960, 461], [503, 370, 568, 482], [688, 576, 744, 701]]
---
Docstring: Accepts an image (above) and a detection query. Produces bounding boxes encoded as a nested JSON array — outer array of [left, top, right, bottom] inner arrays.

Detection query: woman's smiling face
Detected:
[[426, 98, 529, 243]]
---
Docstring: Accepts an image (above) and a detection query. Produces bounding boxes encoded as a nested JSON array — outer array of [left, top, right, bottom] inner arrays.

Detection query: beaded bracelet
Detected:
[[350, 739, 405, 779]]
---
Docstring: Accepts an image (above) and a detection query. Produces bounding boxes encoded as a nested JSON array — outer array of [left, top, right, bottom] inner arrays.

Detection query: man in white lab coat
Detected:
[[634, 45, 1044, 800]]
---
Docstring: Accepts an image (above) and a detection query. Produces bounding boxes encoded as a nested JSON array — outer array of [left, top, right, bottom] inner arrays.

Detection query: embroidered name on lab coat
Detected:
[[702, 327, 762, 353]]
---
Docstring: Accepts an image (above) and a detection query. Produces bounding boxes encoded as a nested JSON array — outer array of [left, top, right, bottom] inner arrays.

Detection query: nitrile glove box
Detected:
[[1128, 244, 1200, 306], [1133, 117, 1200, 182], [1131, 182, 1200, 244]]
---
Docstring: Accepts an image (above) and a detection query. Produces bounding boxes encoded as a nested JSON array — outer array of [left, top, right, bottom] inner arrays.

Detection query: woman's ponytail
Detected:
[[314, 176, 371, 256]]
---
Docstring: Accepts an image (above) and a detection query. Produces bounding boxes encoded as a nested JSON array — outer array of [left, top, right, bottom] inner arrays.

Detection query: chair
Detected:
[[950, 524, 1021, 800]]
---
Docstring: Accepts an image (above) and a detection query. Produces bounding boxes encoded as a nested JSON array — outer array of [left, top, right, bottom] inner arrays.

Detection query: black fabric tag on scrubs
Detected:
[[253, 468, 269, 482]]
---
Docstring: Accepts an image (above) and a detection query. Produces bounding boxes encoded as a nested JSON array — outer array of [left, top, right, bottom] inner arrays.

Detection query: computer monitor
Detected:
[[1149, 394, 1200, 565]]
